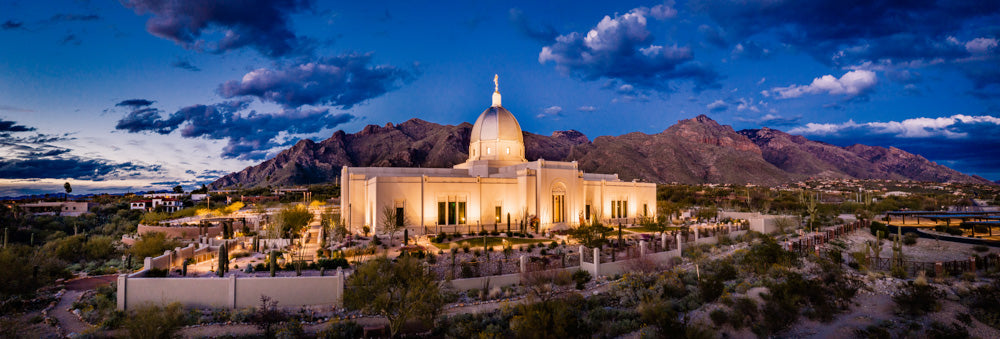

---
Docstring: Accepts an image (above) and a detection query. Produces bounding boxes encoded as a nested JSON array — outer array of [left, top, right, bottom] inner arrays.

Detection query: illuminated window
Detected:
[[487, 147, 491, 154], [506, 147, 510, 154]]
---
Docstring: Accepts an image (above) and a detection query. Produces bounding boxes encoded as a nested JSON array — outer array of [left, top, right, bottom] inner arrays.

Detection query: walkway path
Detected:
[[50, 275, 117, 337], [50, 290, 90, 337]]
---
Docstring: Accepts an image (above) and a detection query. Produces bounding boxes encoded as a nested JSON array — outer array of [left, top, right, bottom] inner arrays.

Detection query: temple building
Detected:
[[340, 76, 656, 234]]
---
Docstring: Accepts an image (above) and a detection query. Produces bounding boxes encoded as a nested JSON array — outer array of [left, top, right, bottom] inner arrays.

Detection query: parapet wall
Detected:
[[138, 223, 222, 240], [117, 273, 344, 310]]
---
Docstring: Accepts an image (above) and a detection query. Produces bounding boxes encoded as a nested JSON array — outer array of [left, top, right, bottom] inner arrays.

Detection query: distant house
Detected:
[[130, 198, 184, 213], [19, 201, 96, 217]]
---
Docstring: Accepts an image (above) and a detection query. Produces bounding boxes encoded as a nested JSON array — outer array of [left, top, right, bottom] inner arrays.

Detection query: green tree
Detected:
[[63, 182, 72, 200], [344, 256, 442, 337], [277, 204, 312, 238], [130, 232, 180, 259], [570, 216, 611, 249], [172, 185, 184, 194]]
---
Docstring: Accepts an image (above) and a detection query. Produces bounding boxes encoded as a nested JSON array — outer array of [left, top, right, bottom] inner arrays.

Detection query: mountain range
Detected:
[[210, 115, 992, 188]]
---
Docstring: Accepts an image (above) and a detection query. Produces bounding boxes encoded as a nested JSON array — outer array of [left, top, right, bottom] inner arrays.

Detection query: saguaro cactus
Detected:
[[269, 251, 277, 277], [217, 245, 226, 277]]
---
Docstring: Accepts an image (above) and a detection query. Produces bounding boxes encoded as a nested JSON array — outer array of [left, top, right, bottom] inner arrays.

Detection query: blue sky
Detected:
[[1, 0, 999, 195]]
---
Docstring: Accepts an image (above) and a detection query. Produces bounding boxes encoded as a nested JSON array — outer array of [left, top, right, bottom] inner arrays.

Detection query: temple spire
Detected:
[[491, 74, 502, 107]]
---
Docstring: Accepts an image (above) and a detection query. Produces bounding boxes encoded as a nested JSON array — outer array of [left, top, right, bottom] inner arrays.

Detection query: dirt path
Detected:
[[51, 289, 93, 336]]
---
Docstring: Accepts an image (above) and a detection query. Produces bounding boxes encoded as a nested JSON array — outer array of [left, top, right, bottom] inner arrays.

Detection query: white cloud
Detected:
[[770, 70, 877, 99], [650, 1, 678, 20], [706, 100, 727, 112], [537, 105, 563, 118], [788, 114, 1000, 138], [965, 37, 998, 55], [577, 105, 597, 112]]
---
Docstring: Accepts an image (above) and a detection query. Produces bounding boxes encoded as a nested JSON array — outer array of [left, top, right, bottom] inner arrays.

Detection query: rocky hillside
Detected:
[[210, 115, 991, 188]]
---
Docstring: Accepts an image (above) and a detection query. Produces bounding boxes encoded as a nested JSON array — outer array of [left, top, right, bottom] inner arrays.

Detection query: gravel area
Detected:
[[840, 231, 997, 263]]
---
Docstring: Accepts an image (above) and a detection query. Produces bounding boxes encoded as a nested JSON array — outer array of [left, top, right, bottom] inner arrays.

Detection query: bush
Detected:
[[902, 232, 918, 245], [709, 308, 729, 326], [433, 232, 447, 243], [317, 258, 349, 270], [972, 245, 989, 252], [572, 270, 592, 290], [319, 321, 363, 339], [893, 281, 943, 317], [123, 302, 187, 338], [869, 222, 889, 237], [699, 275, 725, 302]]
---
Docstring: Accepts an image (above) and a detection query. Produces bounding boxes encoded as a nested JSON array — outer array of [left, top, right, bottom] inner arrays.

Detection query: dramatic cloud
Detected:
[[696, 0, 1000, 62], [0, 118, 157, 181], [508, 8, 557, 43], [695, 0, 1000, 95], [766, 70, 877, 99], [114, 99, 355, 160], [787, 114, 1000, 179], [0, 158, 157, 180], [170, 59, 200, 72], [121, 0, 315, 58], [218, 53, 414, 109], [538, 5, 718, 94], [0, 119, 36, 132], [789, 115, 1000, 139]]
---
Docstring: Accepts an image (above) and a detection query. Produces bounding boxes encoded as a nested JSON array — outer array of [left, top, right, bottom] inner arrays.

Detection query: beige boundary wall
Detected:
[[141, 242, 218, 271], [117, 272, 344, 311]]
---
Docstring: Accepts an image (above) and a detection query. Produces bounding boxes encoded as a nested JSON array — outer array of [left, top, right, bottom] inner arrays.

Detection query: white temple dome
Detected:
[[465, 75, 526, 165], [470, 105, 523, 144]]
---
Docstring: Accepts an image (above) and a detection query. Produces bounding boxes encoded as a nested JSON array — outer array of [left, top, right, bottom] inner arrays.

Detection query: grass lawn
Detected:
[[623, 226, 683, 233], [430, 236, 554, 250]]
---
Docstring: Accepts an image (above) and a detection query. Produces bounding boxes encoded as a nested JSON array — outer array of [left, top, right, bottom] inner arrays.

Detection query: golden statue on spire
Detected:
[[494, 74, 499, 93]]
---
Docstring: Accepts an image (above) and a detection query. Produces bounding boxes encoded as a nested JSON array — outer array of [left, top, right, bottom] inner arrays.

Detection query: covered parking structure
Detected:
[[885, 211, 1000, 225], [959, 220, 1000, 238]]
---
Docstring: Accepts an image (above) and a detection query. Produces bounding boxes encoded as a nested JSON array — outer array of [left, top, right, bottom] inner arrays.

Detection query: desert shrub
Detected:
[[972, 245, 989, 252], [869, 221, 889, 237], [966, 279, 1000, 328], [926, 321, 970, 339], [638, 298, 684, 337], [738, 235, 799, 274], [893, 281, 943, 317], [709, 308, 729, 326], [855, 322, 892, 339], [698, 275, 725, 303], [316, 258, 349, 270], [730, 297, 758, 330], [122, 302, 187, 339], [319, 321, 363, 339], [510, 294, 587, 338], [572, 270, 592, 290], [902, 232, 918, 245], [130, 232, 180, 259]]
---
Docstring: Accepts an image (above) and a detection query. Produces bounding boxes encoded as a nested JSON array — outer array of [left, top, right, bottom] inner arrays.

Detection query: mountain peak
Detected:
[[210, 115, 990, 188], [694, 114, 716, 124], [551, 130, 589, 144]]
